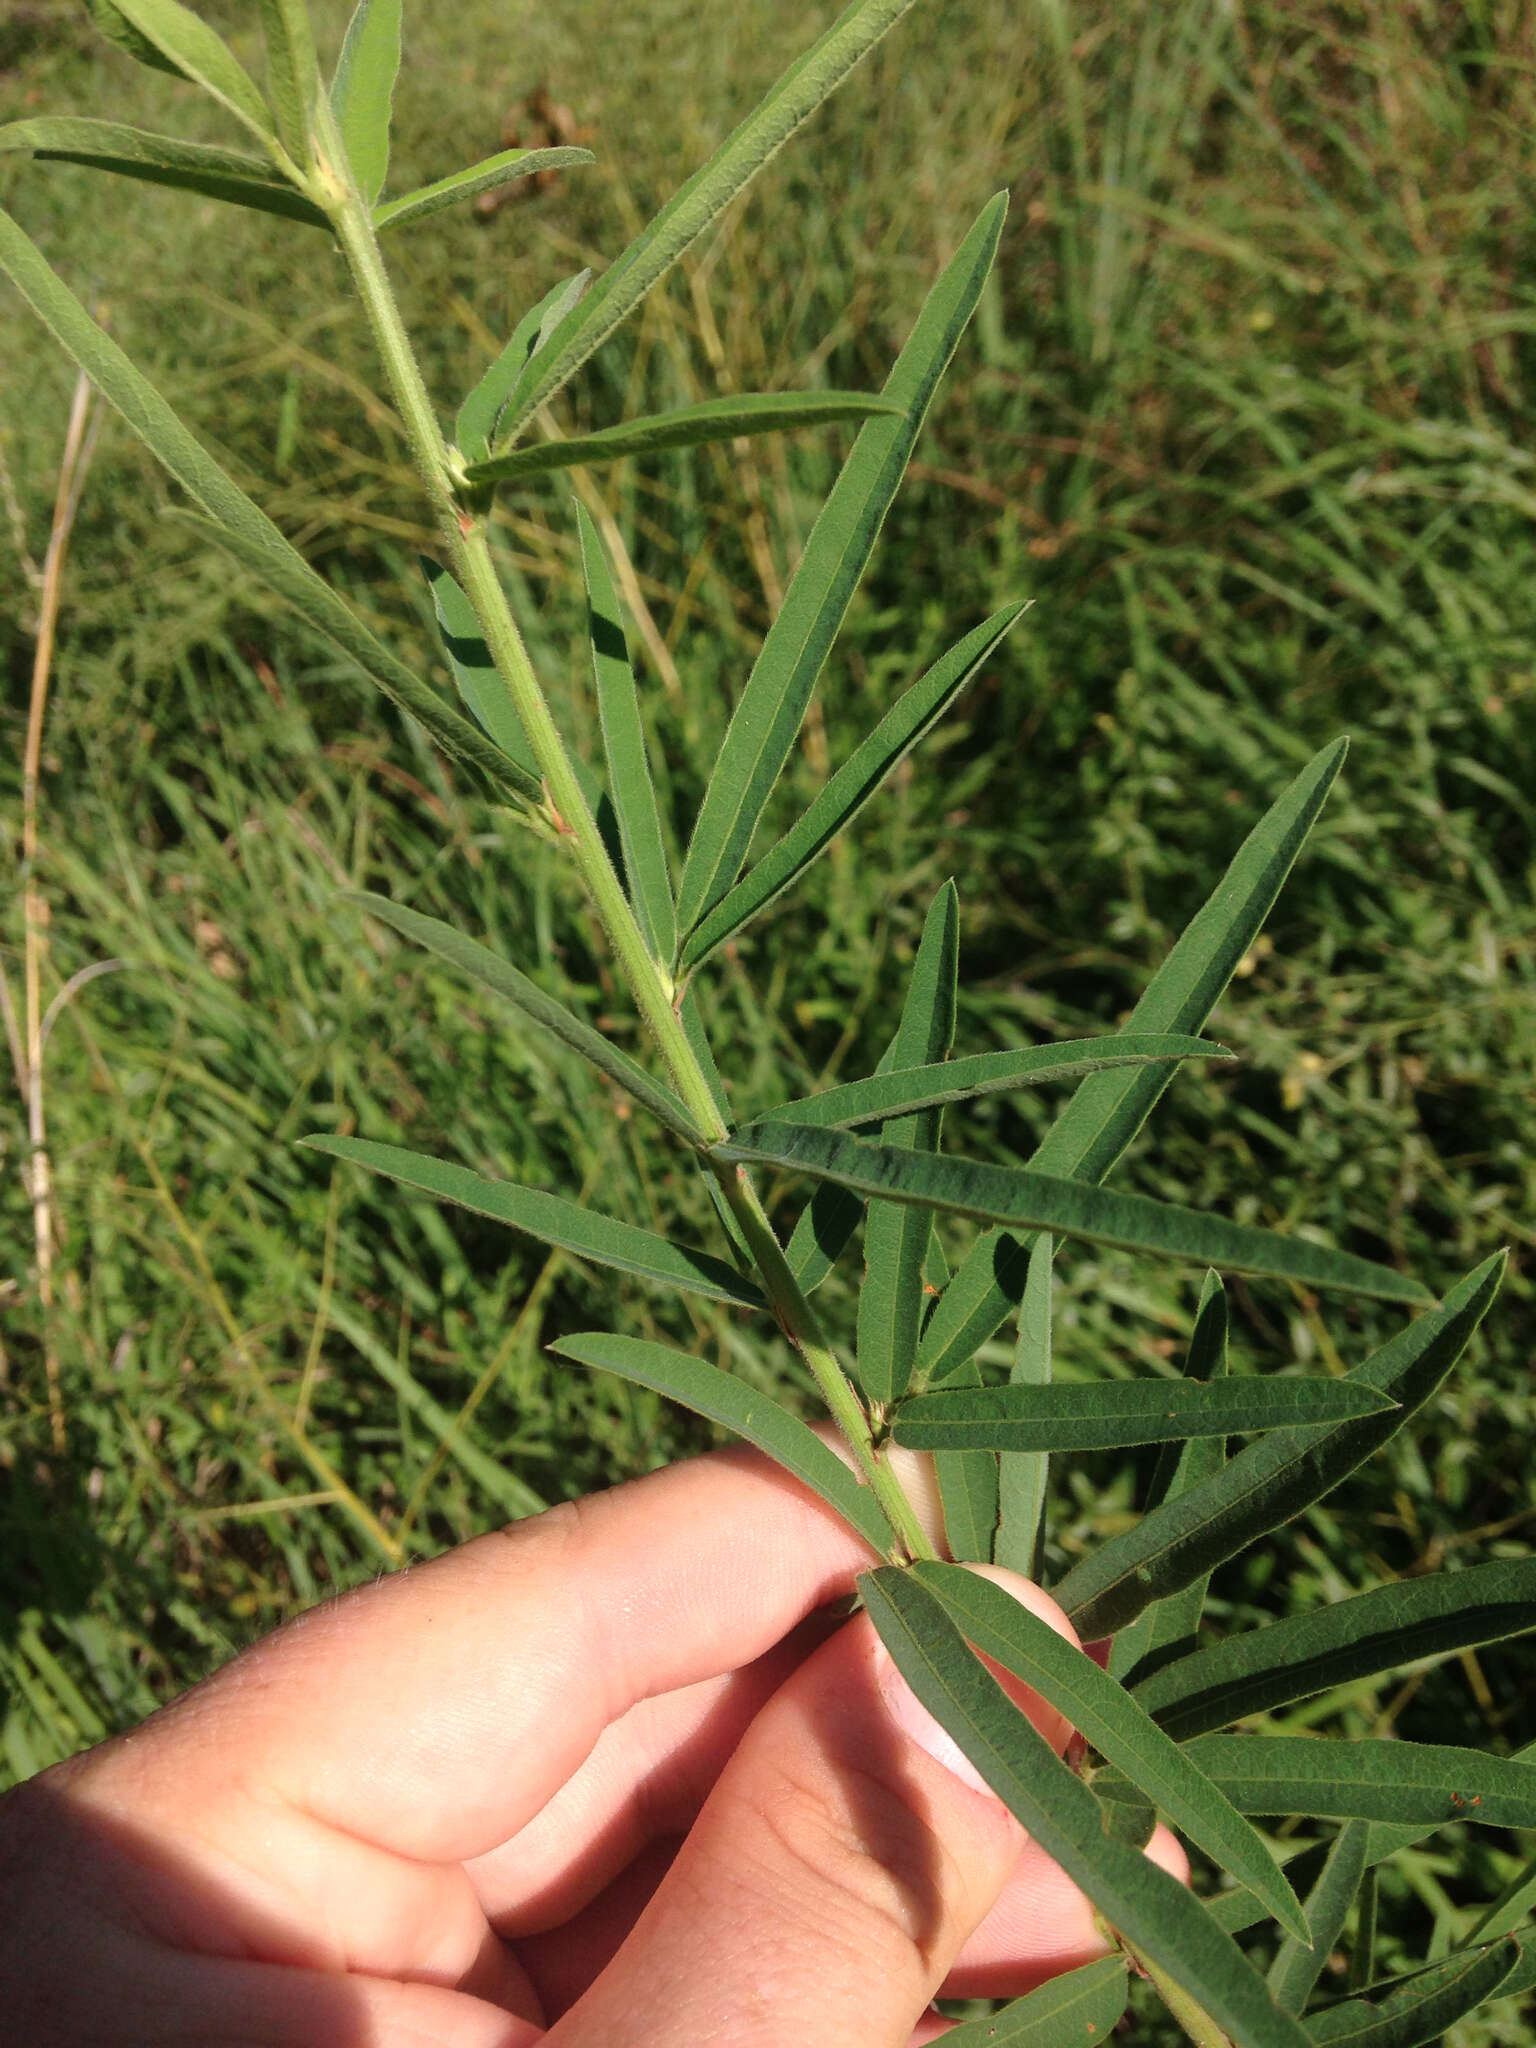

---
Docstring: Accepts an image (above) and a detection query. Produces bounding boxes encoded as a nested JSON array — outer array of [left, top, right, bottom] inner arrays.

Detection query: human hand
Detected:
[[0, 1445, 1184, 2045]]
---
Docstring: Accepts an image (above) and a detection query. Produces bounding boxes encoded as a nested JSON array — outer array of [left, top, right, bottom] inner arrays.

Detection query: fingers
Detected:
[[546, 1577, 1075, 2048]]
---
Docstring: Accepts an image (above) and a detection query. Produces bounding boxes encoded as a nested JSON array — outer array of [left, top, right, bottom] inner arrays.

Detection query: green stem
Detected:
[[1119, 1934, 1235, 2048], [314, 106, 929, 1558]]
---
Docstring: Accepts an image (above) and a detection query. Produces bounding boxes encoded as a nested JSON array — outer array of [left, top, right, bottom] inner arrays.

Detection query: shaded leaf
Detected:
[[420, 558, 540, 790], [676, 195, 1006, 936], [374, 146, 593, 229], [894, 1376, 1395, 1453], [786, 1179, 865, 1293], [915, 1562, 1310, 1941], [1053, 1252, 1505, 1641], [1161, 1735, 1536, 1830], [1306, 1939, 1521, 2047], [345, 890, 704, 1143], [861, 1567, 1314, 2048], [994, 1232, 1053, 1575], [937, 1958, 1128, 2048], [0, 118, 329, 226], [110, 0, 274, 144], [577, 505, 676, 962], [83, 0, 189, 79], [549, 1333, 898, 1558], [305, 1137, 765, 1310], [1468, 1845, 1536, 1943], [1207, 1824, 1429, 1939], [916, 740, 1348, 1387], [456, 270, 591, 463], [254, 0, 319, 167], [1269, 1822, 1368, 2013], [465, 391, 900, 485], [932, 1364, 999, 1564], [330, 0, 401, 204], [494, 0, 924, 444]]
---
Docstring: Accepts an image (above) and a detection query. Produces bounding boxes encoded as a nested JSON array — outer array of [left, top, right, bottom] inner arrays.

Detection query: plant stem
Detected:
[[1120, 1934, 1235, 2048], [315, 109, 932, 1560]]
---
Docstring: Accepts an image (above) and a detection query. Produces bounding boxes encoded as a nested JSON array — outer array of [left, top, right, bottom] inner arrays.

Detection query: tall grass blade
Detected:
[[577, 505, 677, 962], [916, 740, 1349, 1386], [421, 559, 541, 791], [330, 0, 401, 205], [1306, 1942, 1522, 2048], [1053, 1252, 1505, 1641], [110, 0, 274, 144], [932, 1363, 999, 1563], [676, 196, 1006, 936], [465, 392, 899, 485], [936, 1958, 1128, 2047], [994, 1233, 1053, 1574], [894, 1376, 1394, 1452], [1269, 1822, 1369, 2013], [493, 0, 925, 445], [303, 1137, 764, 1309], [1133, 1558, 1536, 1740], [456, 271, 591, 462], [720, 1120, 1430, 1305], [1154, 1736, 1536, 1829], [374, 147, 592, 230], [0, 119, 330, 226], [861, 1567, 1314, 2048], [345, 890, 704, 1143], [549, 1333, 898, 1558], [254, 0, 319, 167]]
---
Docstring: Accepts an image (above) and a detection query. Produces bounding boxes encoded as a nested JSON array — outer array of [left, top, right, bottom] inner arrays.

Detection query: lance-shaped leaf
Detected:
[[549, 1332, 898, 1559], [937, 1957, 1128, 2048], [1468, 1846, 1536, 1942], [0, 119, 330, 227], [330, 0, 401, 205], [254, 0, 319, 167], [857, 884, 959, 1408], [1208, 1823, 1432, 1938], [1269, 1822, 1369, 2013], [110, 0, 274, 145], [681, 600, 1028, 970], [1350, 1868, 1378, 1993], [305, 1137, 765, 1311], [676, 194, 1006, 937], [861, 1567, 1314, 2048], [782, 1003, 911, 1292], [912, 1562, 1310, 1941], [494, 0, 924, 445], [994, 1232, 1053, 1575], [757, 1033, 1226, 1130], [915, 739, 1348, 1388], [84, 0, 188, 78], [374, 146, 593, 230], [0, 214, 533, 798], [1112, 1271, 1230, 1680], [465, 391, 900, 487], [933, 1363, 999, 1563], [1141, 1735, 1536, 1830], [345, 890, 704, 1144], [718, 1120, 1430, 1306], [577, 505, 676, 962], [420, 559, 540, 791], [893, 1376, 1395, 1453], [1306, 1940, 1522, 2047], [456, 271, 592, 463], [1052, 1252, 1505, 1641], [1132, 1557, 1536, 1741]]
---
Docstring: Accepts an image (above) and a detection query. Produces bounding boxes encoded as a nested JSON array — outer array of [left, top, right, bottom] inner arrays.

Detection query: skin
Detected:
[[0, 1444, 1185, 2046]]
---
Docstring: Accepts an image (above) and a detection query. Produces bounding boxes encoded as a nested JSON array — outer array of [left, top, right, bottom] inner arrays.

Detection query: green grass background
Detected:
[[2, 0, 1534, 2026]]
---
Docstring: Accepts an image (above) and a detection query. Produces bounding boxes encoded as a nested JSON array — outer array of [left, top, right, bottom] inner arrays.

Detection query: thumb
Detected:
[[549, 1572, 1075, 2048]]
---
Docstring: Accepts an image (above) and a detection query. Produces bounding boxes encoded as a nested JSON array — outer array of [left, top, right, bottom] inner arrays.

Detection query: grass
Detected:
[[2, 0, 1534, 2023]]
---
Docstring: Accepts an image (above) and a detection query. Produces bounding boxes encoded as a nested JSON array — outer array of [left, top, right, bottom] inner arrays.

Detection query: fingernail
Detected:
[[876, 1651, 998, 1800]]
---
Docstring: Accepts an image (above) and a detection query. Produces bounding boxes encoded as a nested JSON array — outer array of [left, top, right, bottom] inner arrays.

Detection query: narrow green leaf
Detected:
[[549, 1333, 898, 1558], [936, 1958, 1128, 2048], [330, 0, 401, 205], [994, 1233, 1053, 1575], [786, 1179, 865, 1292], [1053, 1252, 1505, 1641], [1168, 1735, 1536, 1830], [0, 118, 329, 226], [305, 1137, 765, 1310], [109, 0, 274, 145], [757, 1033, 1226, 1130], [456, 271, 591, 463], [83, 0, 188, 78], [1305, 1939, 1521, 2047], [1110, 1271, 1230, 1678], [466, 391, 900, 486], [374, 147, 593, 230], [681, 600, 1028, 970], [577, 505, 676, 962], [494, 0, 924, 445], [676, 195, 1006, 936], [720, 1120, 1431, 1307], [915, 1562, 1311, 1942], [1469, 1846, 1536, 1942], [0, 215, 532, 798], [894, 1376, 1395, 1453], [1132, 1558, 1536, 1741], [916, 740, 1349, 1387], [344, 889, 704, 1144], [254, 0, 319, 167], [420, 559, 540, 790], [1208, 1824, 1428, 1939], [933, 1364, 999, 1563], [1269, 1822, 1369, 2013], [1350, 1868, 1378, 1992], [861, 1567, 1315, 2048], [857, 884, 959, 1407]]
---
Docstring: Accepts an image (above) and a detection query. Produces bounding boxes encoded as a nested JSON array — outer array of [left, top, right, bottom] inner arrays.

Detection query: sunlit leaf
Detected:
[[374, 147, 592, 229], [0, 118, 329, 226], [110, 0, 274, 144], [894, 1376, 1394, 1452], [993, 1232, 1053, 1575], [254, 0, 319, 167], [330, 0, 401, 204], [937, 1958, 1128, 2047], [456, 271, 591, 463], [420, 558, 540, 792]]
